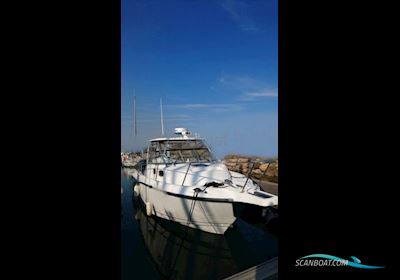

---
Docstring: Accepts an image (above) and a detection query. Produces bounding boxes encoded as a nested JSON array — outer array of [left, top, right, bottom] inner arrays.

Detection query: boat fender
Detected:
[[146, 202, 153, 216], [133, 185, 140, 197]]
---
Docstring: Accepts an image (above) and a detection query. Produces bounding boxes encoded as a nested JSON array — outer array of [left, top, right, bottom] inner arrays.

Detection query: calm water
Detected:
[[121, 169, 278, 280]]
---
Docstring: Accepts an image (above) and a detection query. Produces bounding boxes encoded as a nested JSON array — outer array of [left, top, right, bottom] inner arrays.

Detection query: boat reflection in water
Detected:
[[132, 196, 278, 280]]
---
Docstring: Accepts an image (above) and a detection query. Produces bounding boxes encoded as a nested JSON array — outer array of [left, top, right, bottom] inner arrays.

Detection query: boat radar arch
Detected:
[[174, 127, 192, 139]]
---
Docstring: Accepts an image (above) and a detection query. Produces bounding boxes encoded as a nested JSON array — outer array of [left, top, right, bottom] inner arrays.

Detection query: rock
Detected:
[[266, 170, 274, 177], [224, 162, 236, 168], [225, 159, 239, 164], [237, 158, 250, 163], [223, 154, 278, 182], [224, 155, 238, 159], [266, 163, 278, 177], [259, 163, 270, 172], [251, 169, 262, 179], [224, 158, 249, 165]]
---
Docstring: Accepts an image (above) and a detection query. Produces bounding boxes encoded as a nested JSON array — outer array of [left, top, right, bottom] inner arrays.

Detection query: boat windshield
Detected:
[[148, 139, 213, 164]]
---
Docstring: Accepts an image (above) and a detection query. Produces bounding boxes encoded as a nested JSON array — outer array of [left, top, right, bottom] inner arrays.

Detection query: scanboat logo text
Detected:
[[295, 254, 384, 269]]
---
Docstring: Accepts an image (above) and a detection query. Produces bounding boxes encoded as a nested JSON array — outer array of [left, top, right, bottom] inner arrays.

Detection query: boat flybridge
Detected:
[[131, 128, 278, 234]]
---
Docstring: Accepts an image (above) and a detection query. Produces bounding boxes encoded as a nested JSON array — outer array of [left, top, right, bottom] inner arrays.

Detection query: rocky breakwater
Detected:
[[222, 155, 278, 183]]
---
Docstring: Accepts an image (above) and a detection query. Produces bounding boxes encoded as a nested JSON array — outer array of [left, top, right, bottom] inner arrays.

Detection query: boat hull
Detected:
[[136, 182, 236, 234]]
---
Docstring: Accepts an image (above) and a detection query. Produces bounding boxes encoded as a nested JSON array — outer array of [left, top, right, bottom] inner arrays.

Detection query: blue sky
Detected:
[[122, 0, 277, 159]]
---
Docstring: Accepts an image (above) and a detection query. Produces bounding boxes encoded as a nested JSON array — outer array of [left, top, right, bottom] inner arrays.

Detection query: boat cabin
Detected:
[[146, 128, 214, 165]]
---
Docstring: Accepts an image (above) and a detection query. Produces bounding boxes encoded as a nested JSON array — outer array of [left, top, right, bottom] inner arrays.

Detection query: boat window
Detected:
[[148, 140, 213, 164], [164, 140, 212, 163], [149, 142, 164, 163]]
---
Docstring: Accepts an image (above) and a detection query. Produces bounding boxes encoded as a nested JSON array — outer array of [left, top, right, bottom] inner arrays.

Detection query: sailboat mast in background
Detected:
[[160, 98, 164, 136]]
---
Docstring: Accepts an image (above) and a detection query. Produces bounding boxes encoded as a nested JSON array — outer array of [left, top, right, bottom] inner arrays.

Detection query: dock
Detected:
[[254, 179, 278, 196], [224, 257, 278, 280]]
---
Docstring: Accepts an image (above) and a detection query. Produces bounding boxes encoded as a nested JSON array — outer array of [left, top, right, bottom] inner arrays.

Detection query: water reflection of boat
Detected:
[[133, 201, 277, 280], [135, 205, 238, 279]]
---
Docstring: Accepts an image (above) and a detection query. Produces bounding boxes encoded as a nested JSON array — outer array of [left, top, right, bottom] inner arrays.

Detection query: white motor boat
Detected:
[[131, 128, 278, 235]]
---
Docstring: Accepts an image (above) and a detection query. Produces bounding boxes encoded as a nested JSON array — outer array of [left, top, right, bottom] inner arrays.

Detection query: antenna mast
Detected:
[[133, 94, 137, 137], [160, 98, 164, 136]]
